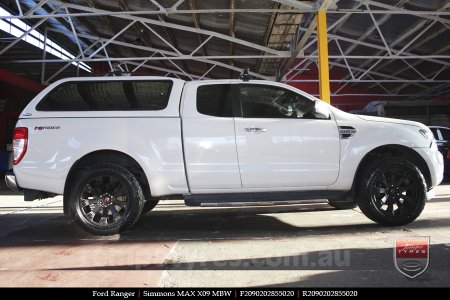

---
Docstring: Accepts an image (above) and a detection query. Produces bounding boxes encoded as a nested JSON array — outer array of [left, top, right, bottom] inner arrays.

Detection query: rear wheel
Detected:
[[68, 163, 145, 235], [357, 157, 427, 226]]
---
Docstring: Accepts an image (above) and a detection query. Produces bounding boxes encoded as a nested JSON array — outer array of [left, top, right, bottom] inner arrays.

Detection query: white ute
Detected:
[[5, 76, 444, 235]]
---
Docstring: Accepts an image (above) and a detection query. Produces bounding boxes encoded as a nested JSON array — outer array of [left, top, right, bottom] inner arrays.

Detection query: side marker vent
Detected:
[[339, 126, 357, 139]]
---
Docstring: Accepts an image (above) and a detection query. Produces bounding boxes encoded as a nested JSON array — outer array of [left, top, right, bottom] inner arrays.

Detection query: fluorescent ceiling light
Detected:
[[0, 7, 91, 73]]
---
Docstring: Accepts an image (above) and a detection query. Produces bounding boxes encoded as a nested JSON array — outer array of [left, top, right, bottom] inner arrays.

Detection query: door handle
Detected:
[[244, 127, 267, 133]]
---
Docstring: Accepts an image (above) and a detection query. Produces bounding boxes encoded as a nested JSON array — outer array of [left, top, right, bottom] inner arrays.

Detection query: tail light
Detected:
[[13, 127, 28, 165]]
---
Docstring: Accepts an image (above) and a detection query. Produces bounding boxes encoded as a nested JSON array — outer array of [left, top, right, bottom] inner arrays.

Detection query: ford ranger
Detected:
[[5, 76, 444, 235]]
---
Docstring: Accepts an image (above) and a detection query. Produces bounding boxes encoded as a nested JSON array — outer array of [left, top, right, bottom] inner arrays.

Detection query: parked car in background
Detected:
[[429, 126, 450, 175]]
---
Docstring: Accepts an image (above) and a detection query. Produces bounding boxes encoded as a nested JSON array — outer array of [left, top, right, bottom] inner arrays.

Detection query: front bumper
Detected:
[[414, 146, 444, 188], [4, 171, 21, 192]]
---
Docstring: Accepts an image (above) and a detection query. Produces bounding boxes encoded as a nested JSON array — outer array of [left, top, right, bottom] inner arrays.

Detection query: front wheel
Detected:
[[357, 157, 427, 226], [68, 163, 145, 235]]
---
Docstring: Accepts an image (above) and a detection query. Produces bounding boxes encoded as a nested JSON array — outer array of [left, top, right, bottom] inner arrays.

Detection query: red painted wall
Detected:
[[0, 70, 43, 152]]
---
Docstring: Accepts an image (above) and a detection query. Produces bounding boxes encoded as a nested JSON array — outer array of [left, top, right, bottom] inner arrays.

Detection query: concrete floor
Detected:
[[0, 180, 449, 287]]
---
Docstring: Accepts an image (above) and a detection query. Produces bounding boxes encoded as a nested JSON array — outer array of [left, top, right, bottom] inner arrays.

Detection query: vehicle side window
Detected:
[[196, 84, 233, 117], [36, 80, 172, 111], [238, 84, 316, 119]]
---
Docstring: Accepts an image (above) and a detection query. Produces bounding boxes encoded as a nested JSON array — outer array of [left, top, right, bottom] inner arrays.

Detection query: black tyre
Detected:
[[68, 163, 145, 235], [328, 200, 357, 210], [357, 157, 427, 226], [142, 199, 160, 214]]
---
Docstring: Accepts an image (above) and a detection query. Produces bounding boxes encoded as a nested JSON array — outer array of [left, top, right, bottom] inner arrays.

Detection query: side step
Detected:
[[184, 191, 348, 207]]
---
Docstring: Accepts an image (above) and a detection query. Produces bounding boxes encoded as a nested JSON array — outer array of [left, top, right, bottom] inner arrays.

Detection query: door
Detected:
[[182, 82, 242, 190], [234, 84, 340, 188]]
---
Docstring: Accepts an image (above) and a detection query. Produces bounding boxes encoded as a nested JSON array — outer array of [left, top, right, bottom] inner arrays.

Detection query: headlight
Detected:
[[419, 128, 435, 141]]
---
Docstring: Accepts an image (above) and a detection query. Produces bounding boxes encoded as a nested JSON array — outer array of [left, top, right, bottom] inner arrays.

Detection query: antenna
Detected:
[[240, 68, 252, 82]]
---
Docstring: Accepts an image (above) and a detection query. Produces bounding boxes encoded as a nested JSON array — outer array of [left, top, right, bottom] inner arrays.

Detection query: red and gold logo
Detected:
[[394, 237, 429, 278]]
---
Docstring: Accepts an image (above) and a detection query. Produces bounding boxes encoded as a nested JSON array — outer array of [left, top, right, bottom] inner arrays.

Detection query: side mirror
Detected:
[[313, 100, 331, 119]]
